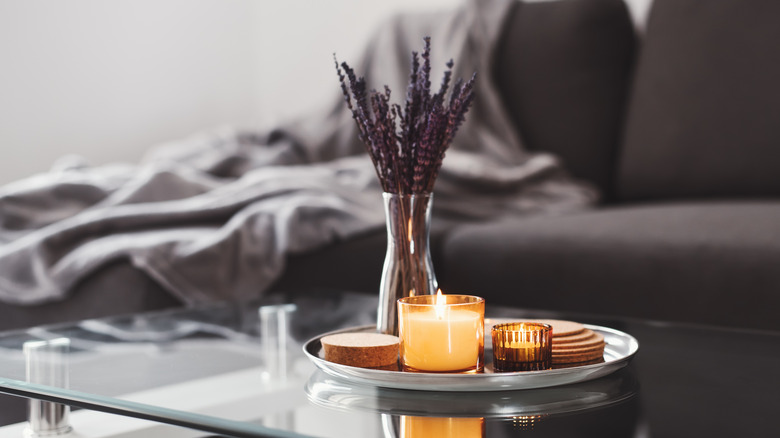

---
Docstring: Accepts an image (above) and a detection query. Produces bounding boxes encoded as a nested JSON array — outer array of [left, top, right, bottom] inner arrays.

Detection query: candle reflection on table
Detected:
[[401, 416, 485, 438]]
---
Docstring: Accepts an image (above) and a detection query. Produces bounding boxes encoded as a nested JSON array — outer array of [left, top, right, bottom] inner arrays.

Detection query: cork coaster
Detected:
[[552, 357, 605, 369], [552, 347, 605, 364], [553, 329, 598, 344], [553, 332, 604, 350], [553, 343, 605, 355], [527, 319, 585, 337], [321, 333, 399, 368], [370, 362, 401, 371], [552, 335, 605, 364]]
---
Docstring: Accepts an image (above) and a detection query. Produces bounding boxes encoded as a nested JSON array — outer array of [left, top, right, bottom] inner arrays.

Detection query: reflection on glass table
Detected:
[[305, 363, 639, 438], [0, 289, 778, 438]]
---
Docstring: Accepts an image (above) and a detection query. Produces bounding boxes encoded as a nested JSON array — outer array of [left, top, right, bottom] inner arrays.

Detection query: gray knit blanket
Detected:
[[0, 0, 596, 306]]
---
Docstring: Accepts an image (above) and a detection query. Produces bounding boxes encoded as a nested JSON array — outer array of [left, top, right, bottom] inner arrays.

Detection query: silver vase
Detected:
[[377, 192, 438, 335]]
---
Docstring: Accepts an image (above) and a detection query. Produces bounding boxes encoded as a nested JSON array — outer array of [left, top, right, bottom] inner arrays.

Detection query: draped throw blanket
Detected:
[[0, 0, 596, 306]]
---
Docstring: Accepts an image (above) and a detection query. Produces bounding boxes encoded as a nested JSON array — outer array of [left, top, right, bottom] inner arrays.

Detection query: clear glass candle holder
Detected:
[[491, 322, 552, 372], [397, 294, 484, 373]]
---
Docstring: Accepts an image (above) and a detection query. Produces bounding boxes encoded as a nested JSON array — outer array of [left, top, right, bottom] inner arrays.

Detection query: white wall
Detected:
[[0, 0, 457, 185], [0, 1, 258, 185], [0, 0, 651, 186]]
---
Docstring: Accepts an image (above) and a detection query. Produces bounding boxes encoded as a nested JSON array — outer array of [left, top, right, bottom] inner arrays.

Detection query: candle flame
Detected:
[[434, 289, 446, 320]]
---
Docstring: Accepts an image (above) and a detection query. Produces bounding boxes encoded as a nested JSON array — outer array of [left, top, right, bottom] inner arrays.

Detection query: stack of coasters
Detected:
[[529, 319, 606, 368]]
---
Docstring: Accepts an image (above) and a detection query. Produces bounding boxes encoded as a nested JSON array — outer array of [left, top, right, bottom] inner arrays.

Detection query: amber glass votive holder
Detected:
[[398, 295, 485, 373], [491, 322, 552, 372]]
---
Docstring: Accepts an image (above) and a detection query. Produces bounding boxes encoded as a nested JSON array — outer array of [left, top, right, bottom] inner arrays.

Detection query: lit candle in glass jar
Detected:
[[491, 322, 552, 372], [398, 292, 484, 373]]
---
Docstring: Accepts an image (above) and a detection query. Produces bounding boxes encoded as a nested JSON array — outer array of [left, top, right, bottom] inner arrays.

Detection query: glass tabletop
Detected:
[[0, 289, 778, 438]]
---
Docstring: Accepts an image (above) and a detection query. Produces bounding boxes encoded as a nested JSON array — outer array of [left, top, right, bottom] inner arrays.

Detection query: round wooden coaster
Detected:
[[527, 319, 585, 337], [553, 332, 604, 349], [552, 348, 605, 364], [553, 329, 597, 344], [321, 333, 399, 368], [552, 357, 605, 368], [553, 342, 605, 355]]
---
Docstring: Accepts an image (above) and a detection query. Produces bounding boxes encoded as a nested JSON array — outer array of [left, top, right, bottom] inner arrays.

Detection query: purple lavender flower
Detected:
[[335, 37, 476, 194]]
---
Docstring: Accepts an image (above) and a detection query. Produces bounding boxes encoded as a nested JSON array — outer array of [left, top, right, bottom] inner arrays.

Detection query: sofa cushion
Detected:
[[493, 0, 636, 199], [438, 202, 780, 331], [0, 260, 181, 331], [269, 220, 456, 295], [618, 0, 780, 201]]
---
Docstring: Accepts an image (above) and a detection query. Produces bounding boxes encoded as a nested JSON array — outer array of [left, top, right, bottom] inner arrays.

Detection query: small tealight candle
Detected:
[[397, 292, 484, 373], [491, 322, 552, 372], [401, 416, 485, 438]]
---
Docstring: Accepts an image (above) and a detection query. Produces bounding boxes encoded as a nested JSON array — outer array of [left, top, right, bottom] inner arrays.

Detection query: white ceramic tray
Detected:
[[303, 319, 639, 392]]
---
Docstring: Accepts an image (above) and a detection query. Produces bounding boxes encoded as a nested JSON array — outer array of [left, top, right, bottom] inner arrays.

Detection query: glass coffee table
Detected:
[[0, 289, 777, 437]]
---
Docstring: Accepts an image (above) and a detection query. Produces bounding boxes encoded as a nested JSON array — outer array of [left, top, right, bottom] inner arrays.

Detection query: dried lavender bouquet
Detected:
[[335, 36, 476, 195], [336, 37, 477, 334]]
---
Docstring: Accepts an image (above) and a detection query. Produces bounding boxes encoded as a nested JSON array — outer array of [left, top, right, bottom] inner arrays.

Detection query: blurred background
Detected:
[[0, 0, 651, 186]]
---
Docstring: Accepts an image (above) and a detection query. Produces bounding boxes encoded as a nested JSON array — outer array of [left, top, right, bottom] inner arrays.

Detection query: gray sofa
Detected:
[[277, 0, 780, 332], [3, 0, 779, 332]]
